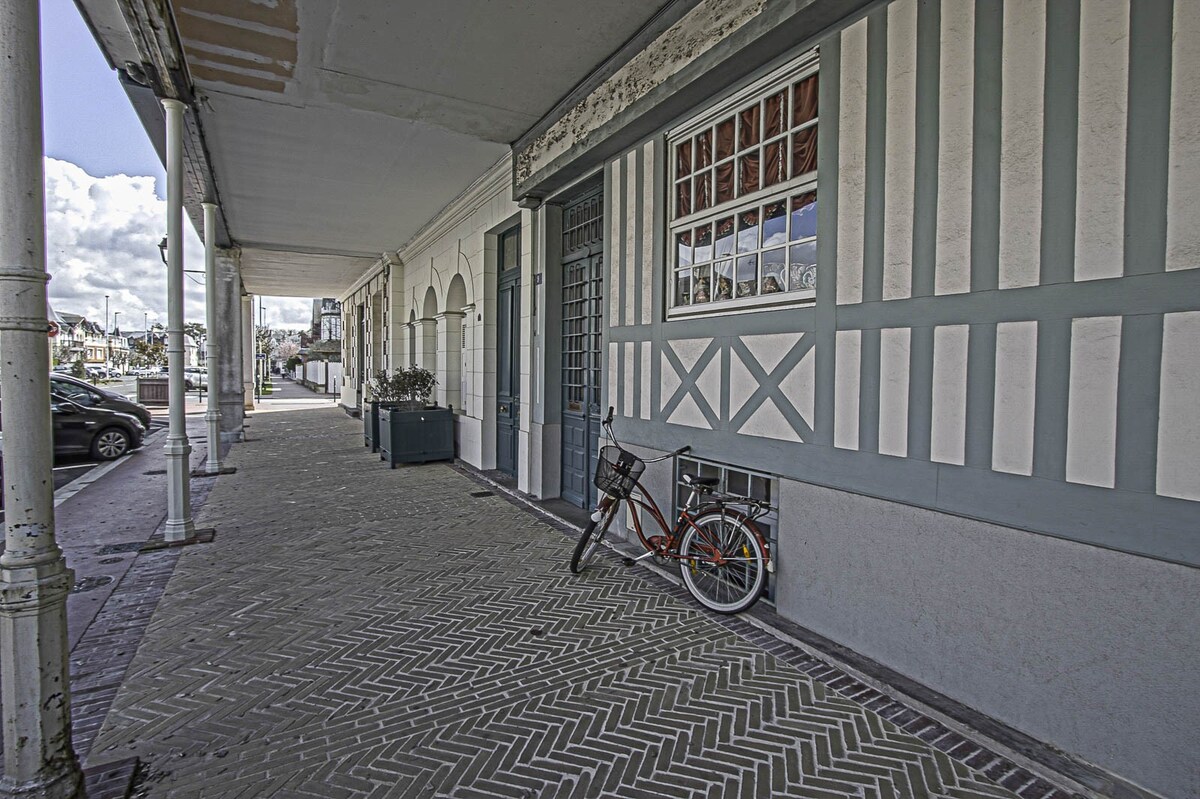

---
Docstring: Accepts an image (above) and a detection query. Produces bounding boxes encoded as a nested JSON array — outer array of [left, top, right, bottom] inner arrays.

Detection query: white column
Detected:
[[242, 294, 254, 410], [201, 202, 224, 473], [0, 1, 85, 795], [435, 311, 465, 410], [162, 98, 195, 543], [419, 317, 437, 373]]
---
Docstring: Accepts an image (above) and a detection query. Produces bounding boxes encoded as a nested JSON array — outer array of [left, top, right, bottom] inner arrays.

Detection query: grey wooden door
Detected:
[[560, 191, 604, 508], [496, 227, 521, 478]]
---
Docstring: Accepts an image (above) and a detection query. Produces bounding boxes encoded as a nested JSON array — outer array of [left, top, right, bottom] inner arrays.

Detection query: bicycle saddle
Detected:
[[682, 473, 719, 487]]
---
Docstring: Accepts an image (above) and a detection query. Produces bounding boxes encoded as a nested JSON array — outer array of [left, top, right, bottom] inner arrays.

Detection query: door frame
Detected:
[[558, 186, 605, 509], [495, 225, 522, 479]]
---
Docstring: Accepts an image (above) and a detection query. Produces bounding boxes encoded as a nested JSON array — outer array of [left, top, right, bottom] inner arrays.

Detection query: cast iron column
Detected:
[[241, 294, 254, 410], [201, 202, 223, 473], [162, 98, 195, 542], [0, 1, 85, 794]]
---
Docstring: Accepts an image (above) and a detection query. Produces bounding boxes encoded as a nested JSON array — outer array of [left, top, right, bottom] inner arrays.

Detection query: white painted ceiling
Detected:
[[169, 0, 671, 297]]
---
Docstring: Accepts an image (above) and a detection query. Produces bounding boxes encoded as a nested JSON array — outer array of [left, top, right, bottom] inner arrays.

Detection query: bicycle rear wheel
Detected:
[[677, 511, 767, 613], [570, 500, 617, 574]]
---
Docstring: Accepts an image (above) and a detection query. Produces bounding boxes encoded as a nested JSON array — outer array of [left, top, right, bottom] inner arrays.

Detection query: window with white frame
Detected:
[[669, 53, 818, 316]]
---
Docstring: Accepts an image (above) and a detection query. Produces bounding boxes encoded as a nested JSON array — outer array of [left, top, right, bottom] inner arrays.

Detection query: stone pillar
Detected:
[[418, 318, 437, 374], [434, 311, 464, 410], [242, 294, 254, 410], [161, 97, 195, 543], [215, 250, 244, 439], [0, 1, 85, 794], [200, 202, 224, 473]]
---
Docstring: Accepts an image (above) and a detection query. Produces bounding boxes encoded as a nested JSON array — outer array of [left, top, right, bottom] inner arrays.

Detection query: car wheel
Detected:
[[91, 427, 130, 460]]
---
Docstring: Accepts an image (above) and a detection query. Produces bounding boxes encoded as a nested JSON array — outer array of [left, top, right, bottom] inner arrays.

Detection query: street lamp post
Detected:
[[104, 293, 109, 371]]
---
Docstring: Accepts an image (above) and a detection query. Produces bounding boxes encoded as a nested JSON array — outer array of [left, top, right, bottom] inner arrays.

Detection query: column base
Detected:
[[0, 765, 84, 799], [0, 562, 85, 799], [191, 466, 238, 477], [141, 528, 216, 552]]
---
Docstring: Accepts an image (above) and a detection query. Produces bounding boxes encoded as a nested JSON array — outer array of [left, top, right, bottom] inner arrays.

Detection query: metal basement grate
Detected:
[[96, 542, 144, 555]]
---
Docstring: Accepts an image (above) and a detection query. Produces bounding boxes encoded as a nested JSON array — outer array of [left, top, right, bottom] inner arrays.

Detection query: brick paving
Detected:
[[81, 392, 1080, 798]]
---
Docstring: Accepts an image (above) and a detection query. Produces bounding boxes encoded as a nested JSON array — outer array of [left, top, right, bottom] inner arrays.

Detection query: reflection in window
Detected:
[[669, 55, 818, 313]]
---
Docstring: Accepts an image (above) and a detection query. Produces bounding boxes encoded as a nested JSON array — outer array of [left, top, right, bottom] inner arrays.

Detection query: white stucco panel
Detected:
[[741, 399, 801, 442], [992, 321, 1038, 475], [1066, 316, 1121, 488], [834, 330, 861, 450], [742, 333, 802, 377], [623, 341, 635, 419], [878, 328, 911, 457], [837, 19, 868, 306], [998, 0, 1045, 290], [931, 325, 969, 465], [640, 341, 651, 420], [935, 0, 974, 297], [729, 350, 755, 420], [668, 393, 711, 430], [1075, 0, 1129, 283], [883, 0, 917, 302], [1157, 311, 1200, 500], [660, 349, 681, 415], [641, 141, 657, 324], [609, 341, 620, 415], [779, 344, 815, 431], [625, 150, 638, 327], [668, 337, 712, 375], [1167, 0, 1200, 272]]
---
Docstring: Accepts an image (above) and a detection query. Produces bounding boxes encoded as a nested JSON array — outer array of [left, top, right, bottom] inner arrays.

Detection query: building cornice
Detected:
[[396, 155, 512, 264]]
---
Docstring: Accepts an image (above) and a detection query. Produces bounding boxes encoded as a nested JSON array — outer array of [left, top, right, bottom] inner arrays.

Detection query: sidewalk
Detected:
[[75, 384, 1077, 798]]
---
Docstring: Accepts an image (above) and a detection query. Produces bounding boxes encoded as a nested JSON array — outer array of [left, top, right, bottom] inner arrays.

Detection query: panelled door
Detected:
[[496, 226, 521, 478], [560, 190, 604, 508]]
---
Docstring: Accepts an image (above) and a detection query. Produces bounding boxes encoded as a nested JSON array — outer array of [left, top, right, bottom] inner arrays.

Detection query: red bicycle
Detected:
[[569, 407, 773, 613]]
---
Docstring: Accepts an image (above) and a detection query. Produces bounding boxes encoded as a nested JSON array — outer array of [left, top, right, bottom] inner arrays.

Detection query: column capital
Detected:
[[434, 310, 466, 322], [160, 97, 186, 112]]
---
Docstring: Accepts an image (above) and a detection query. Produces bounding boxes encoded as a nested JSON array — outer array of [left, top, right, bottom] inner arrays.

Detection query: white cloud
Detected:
[[44, 158, 318, 334]]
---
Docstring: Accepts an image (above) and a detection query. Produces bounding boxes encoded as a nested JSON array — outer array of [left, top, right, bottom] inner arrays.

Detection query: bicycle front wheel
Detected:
[[677, 511, 767, 613], [570, 499, 617, 574]]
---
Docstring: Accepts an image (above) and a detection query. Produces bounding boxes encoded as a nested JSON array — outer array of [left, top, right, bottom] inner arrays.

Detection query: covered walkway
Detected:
[[78, 386, 1069, 798]]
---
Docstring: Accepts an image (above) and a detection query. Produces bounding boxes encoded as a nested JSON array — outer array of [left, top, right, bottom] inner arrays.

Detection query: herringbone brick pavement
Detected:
[[86, 406, 1049, 798]]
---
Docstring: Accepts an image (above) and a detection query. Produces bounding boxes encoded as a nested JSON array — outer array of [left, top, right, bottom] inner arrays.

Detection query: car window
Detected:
[[51, 379, 89, 401]]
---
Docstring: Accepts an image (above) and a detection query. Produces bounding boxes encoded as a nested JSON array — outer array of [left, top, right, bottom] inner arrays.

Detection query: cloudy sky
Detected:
[[40, 0, 315, 332]]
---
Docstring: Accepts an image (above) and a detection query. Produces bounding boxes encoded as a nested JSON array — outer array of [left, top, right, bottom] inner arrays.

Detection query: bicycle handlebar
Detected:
[[604, 406, 690, 459]]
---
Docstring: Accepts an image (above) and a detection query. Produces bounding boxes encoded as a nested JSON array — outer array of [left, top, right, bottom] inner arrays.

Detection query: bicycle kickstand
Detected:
[[622, 550, 655, 567]]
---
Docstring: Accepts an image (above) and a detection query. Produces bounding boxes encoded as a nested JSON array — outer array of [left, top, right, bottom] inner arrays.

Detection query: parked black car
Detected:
[[50, 373, 153, 429], [49, 394, 145, 460]]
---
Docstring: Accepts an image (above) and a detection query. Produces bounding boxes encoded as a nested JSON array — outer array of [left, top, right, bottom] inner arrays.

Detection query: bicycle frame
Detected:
[[593, 407, 771, 567], [599, 481, 770, 567]]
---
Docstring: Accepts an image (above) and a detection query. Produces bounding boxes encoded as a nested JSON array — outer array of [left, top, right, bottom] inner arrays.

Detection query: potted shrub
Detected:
[[378, 366, 455, 467], [363, 369, 401, 451]]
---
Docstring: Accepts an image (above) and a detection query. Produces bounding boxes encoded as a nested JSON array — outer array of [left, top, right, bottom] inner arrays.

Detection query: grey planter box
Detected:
[[379, 405, 454, 467], [364, 401, 383, 451]]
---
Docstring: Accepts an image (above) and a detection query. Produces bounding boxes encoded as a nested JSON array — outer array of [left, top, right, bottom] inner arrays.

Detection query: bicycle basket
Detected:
[[594, 446, 645, 499]]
